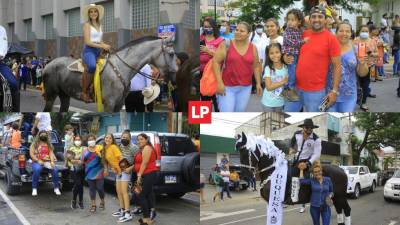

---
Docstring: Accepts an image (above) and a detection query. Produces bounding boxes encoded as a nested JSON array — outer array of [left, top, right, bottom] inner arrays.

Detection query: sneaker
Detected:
[[78, 202, 84, 209], [54, 188, 61, 196], [299, 206, 305, 213], [132, 207, 143, 215], [118, 212, 132, 223], [112, 208, 124, 217], [71, 200, 77, 209], [32, 189, 37, 196], [150, 210, 157, 221]]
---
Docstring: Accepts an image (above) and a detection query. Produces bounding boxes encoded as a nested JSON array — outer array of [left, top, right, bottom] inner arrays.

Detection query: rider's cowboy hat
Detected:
[[82, 4, 104, 22], [298, 118, 319, 128], [142, 84, 160, 105]]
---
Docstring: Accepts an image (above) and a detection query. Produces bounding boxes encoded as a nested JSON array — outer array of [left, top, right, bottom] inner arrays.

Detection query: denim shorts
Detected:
[[116, 171, 131, 182]]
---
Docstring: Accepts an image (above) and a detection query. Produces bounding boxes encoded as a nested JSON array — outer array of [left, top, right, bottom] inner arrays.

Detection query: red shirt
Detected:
[[296, 29, 340, 91], [36, 144, 50, 161], [222, 41, 255, 86], [200, 36, 224, 72], [134, 146, 158, 175]]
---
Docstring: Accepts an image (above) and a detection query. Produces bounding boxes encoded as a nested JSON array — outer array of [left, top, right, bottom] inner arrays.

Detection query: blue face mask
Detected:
[[220, 26, 227, 33], [360, 32, 369, 39], [203, 28, 214, 35], [330, 28, 336, 33], [256, 28, 263, 34]]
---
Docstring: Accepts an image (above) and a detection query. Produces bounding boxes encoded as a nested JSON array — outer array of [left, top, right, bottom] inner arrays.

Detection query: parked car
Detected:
[[340, 165, 378, 199], [208, 164, 249, 191], [0, 129, 73, 195], [382, 169, 396, 186], [384, 169, 400, 202], [96, 131, 199, 199]]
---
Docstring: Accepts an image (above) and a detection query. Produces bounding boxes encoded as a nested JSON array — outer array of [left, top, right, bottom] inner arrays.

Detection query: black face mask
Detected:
[[121, 139, 130, 146], [39, 135, 48, 142]]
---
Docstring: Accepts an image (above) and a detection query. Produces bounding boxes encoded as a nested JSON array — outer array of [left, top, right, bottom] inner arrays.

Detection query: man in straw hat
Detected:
[[80, 3, 111, 103]]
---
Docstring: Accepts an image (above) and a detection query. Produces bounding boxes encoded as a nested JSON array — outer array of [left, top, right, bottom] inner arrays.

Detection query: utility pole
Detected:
[[347, 113, 353, 165], [214, 0, 217, 21]]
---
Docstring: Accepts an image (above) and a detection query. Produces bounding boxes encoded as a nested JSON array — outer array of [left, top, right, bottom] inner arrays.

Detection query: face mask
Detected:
[[88, 140, 96, 147], [121, 139, 130, 146], [74, 141, 81, 146], [203, 28, 213, 35], [256, 28, 263, 34], [360, 32, 369, 39], [330, 28, 336, 33], [39, 135, 47, 142], [220, 26, 227, 33]]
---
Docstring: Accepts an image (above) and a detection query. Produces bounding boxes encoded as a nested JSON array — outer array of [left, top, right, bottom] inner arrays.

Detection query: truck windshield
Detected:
[[343, 167, 358, 174], [393, 170, 400, 178]]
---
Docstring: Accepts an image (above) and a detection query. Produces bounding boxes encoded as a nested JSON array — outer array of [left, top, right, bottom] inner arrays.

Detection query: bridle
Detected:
[[105, 39, 175, 95]]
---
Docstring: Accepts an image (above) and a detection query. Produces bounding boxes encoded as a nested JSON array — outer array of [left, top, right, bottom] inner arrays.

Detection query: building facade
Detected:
[[235, 112, 289, 138], [0, 0, 200, 58]]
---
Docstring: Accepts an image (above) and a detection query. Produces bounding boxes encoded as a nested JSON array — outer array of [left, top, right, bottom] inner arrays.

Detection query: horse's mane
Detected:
[[245, 134, 286, 165], [117, 36, 161, 51]]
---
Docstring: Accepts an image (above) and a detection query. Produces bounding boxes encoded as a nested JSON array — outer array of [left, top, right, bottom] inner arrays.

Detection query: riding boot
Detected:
[[344, 216, 351, 225], [80, 72, 94, 103]]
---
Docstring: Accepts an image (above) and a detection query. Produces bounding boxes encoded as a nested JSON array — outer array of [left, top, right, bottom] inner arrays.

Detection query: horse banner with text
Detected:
[[266, 160, 287, 225]]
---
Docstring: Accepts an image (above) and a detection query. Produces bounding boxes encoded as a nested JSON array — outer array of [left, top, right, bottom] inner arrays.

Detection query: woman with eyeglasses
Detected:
[[299, 160, 334, 225]]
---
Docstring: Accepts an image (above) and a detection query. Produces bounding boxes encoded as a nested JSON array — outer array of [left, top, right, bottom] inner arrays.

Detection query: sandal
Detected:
[[360, 104, 369, 112], [90, 205, 96, 213], [99, 201, 105, 210]]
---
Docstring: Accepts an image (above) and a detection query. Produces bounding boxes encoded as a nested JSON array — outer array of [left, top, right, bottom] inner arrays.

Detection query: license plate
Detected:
[[165, 175, 177, 184]]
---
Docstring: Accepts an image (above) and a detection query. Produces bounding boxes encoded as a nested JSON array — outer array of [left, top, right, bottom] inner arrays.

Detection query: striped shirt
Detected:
[[119, 143, 139, 165], [82, 145, 104, 180]]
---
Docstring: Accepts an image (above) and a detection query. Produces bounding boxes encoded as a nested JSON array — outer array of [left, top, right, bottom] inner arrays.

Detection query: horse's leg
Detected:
[[343, 199, 351, 225], [333, 198, 344, 225], [59, 91, 70, 112], [43, 96, 56, 112]]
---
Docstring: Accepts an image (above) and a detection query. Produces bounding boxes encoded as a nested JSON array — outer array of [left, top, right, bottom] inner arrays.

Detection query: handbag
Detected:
[[200, 59, 218, 96]]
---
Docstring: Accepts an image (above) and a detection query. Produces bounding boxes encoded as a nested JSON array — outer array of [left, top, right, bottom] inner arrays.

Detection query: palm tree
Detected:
[[361, 152, 379, 172], [383, 156, 395, 170]]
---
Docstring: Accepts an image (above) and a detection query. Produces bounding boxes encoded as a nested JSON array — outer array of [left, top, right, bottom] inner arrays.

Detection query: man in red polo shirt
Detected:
[[284, 6, 341, 112]]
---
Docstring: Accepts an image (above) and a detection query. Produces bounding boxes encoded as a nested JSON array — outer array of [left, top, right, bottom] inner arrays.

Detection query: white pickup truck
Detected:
[[340, 165, 378, 199]]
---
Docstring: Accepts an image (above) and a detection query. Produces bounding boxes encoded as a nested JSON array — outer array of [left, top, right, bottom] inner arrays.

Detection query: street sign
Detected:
[[158, 24, 176, 41]]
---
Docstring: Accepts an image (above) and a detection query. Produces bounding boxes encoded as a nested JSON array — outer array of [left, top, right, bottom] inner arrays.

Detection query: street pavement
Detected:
[[200, 184, 400, 225], [0, 180, 199, 225], [245, 63, 400, 112], [20, 86, 169, 112]]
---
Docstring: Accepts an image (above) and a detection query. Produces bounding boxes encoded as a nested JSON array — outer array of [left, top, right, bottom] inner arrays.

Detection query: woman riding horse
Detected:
[[236, 132, 352, 225], [81, 3, 111, 102]]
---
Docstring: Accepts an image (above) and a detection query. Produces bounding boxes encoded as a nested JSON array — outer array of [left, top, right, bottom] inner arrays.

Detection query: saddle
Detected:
[[67, 59, 85, 73]]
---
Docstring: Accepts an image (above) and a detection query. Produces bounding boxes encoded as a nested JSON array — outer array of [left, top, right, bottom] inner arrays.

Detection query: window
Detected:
[[43, 15, 55, 39], [107, 126, 117, 134], [25, 19, 34, 41], [131, 0, 159, 30], [7, 23, 14, 42], [208, 0, 215, 6], [67, 8, 82, 37], [101, 2, 116, 32], [184, 0, 198, 29], [160, 135, 196, 156]]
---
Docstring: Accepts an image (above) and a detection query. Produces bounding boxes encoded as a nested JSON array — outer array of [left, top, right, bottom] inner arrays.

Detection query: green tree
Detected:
[[353, 113, 400, 165], [51, 113, 74, 135], [383, 156, 394, 170], [361, 153, 379, 173]]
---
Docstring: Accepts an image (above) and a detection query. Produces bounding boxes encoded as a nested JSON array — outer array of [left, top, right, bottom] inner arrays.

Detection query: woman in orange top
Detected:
[[134, 133, 158, 225], [10, 122, 21, 149]]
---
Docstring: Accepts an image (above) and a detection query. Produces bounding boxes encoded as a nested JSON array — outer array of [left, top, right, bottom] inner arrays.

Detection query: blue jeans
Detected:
[[394, 49, 400, 75], [83, 45, 101, 73], [327, 95, 357, 112], [284, 100, 303, 112], [217, 85, 252, 112], [377, 66, 384, 76], [298, 89, 326, 112], [32, 162, 60, 189], [310, 206, 331, 225], [221, 181, 231, 199], [285, 54, 298, 89]]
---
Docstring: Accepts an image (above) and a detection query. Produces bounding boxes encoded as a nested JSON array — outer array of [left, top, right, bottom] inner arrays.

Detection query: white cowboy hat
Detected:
[[142, 84, 160, 105], [82, 4, 104, 22]]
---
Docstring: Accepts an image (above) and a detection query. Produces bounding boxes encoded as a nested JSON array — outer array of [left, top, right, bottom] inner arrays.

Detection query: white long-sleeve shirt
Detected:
[[0, 26, 8, 59], [290, 130, 322, 164]]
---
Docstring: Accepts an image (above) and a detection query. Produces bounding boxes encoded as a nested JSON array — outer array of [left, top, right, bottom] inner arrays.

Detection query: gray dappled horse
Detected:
[[42, 36, 178, 112], [236, 132, 351, 225]]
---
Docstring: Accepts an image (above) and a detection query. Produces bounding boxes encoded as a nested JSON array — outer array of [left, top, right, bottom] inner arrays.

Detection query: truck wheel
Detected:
[[182, 152, 200, 185], [369, 181, 376, 193], [168, 192, 186, 198], [5, 167, 21, 195], [352, 184, 360, 199]]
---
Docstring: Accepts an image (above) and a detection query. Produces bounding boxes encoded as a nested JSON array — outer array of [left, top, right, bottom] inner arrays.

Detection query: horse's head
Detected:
[[152, 36, 179, 77]]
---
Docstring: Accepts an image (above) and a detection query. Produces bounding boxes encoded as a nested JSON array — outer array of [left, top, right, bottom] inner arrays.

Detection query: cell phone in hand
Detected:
[[200, 40, 205, 46], [318, 95, 330, 112]]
